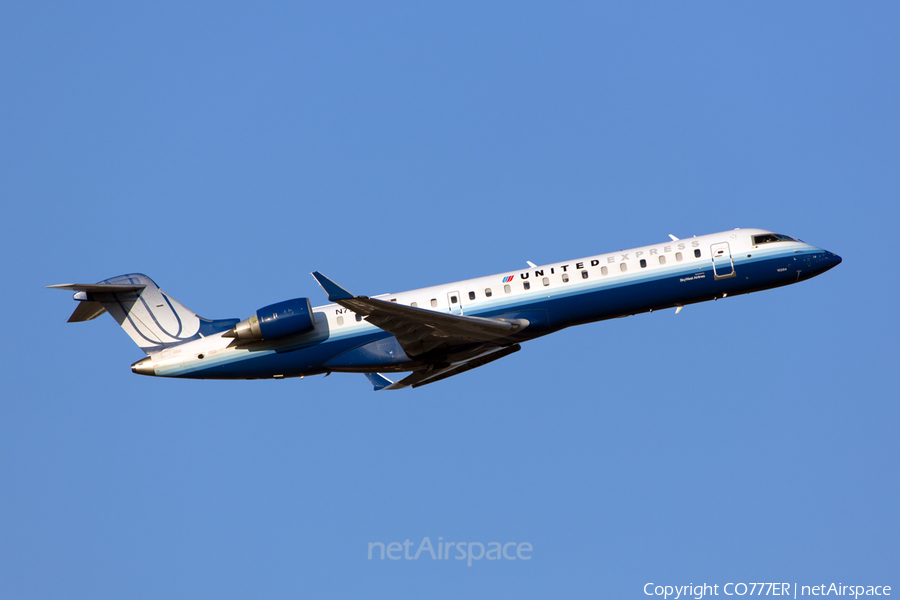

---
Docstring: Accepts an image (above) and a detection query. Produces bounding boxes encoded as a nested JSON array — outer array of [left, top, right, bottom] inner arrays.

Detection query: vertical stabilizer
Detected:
[[49, 274, 218, 354]]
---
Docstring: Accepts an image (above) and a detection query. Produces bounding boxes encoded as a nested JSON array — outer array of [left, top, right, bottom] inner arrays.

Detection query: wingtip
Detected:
[[364, 372, 395, 391], [311, 271, 355, 302]]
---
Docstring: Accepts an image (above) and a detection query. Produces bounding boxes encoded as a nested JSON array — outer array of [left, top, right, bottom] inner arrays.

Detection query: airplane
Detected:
[[49, 228, 841, 390]]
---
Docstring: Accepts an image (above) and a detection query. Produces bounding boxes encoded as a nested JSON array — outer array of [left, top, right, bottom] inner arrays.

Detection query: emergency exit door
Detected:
[[447, 291, 463, 315]]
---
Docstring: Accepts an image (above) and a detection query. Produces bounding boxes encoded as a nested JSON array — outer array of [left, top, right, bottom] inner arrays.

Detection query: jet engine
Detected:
[[223, 298, 315, 341]]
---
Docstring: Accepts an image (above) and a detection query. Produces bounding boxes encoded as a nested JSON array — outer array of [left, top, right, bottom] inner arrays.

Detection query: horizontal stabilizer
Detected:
[[49, 282, 147, 323], [49, 274, 204, 354], [67, 301, 107, 322], [47, 283, 147, 293]]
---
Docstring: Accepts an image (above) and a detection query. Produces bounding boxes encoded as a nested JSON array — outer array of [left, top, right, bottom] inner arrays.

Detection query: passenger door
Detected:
[[710, 242, 736, 279]]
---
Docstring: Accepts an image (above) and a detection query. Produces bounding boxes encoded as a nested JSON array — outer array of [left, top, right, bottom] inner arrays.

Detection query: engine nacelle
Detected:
[[223, 298, 315, 341]]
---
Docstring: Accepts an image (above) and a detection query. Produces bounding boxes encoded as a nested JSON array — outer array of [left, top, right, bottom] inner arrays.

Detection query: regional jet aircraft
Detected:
[[50, 228, 841, 390]]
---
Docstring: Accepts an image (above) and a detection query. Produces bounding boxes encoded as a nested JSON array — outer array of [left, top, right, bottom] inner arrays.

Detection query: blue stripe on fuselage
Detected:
[[173, 247, 826, 379]]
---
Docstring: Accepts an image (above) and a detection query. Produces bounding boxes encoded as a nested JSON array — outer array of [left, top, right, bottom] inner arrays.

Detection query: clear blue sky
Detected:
[[2, 3, 897, 598]]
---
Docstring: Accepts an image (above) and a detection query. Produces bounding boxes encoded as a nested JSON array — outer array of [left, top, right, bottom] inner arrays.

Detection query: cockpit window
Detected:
[[753, 233, 797, 245]]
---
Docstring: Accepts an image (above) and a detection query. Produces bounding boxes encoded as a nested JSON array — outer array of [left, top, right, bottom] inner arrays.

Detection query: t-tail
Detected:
[[48, 273, 238, 355]]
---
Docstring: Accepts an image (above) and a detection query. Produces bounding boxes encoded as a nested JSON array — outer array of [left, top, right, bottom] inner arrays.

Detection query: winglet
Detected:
[[668, 234, 679, 241], [311, 271, 355, 301], [364, 372, 394, 391]]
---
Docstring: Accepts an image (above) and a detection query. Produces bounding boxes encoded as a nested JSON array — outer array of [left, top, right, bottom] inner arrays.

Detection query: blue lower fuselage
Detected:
[[176, 244, 840, 380]]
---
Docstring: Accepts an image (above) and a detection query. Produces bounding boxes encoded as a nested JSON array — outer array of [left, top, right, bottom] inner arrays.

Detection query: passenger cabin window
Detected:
[[468, 291, 476, 301], [450, 294, 458, 303], [504, 284, 511, 294], [694, 249, 701, 258], [337, 316, 344, 326], [542, 277, 550, 286], [485, 288, 492, 297], [562, 273, 569, 283], [431, 299, 438, 307], [639, 259, 647, 268], [523, 281, 530, 290], [676, 252, 683, 261], [659, 255, 666, 265], [410, 302, 417, 308], [620, 263, 628, 272], [356, 313, 362, 321], [601, 266, 608, 275], [581, 270, 588, 279]]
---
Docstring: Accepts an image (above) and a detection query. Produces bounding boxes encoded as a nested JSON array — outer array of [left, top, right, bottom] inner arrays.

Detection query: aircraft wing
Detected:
[[311, 272, 527, 357], [368, 344, 521, 390]]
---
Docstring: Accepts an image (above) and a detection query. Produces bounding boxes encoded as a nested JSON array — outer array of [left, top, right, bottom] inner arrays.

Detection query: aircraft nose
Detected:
[[800, 250, 841, 280]]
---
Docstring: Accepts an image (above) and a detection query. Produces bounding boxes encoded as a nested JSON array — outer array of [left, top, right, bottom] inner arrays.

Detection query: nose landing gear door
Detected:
[[711, 242, 736, 279]]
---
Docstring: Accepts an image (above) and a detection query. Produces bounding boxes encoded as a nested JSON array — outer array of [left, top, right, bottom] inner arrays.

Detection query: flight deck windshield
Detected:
[[753, 233, 798, 244]]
